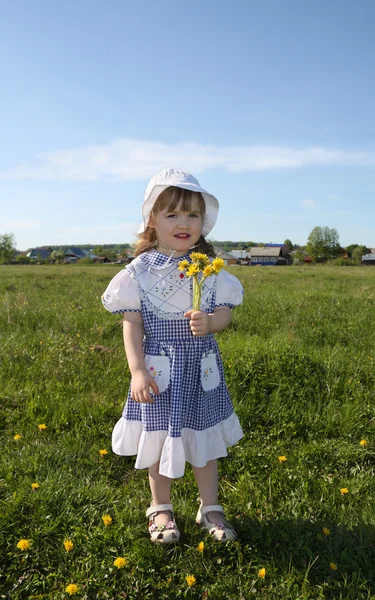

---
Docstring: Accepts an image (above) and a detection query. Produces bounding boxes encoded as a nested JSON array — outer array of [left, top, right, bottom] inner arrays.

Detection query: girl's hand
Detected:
[[130, 368, 159, 403], [184, 310, 210, 336]]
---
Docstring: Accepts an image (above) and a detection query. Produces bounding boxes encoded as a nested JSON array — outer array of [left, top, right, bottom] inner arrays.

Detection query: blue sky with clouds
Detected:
[[1, 0, 374, 250]]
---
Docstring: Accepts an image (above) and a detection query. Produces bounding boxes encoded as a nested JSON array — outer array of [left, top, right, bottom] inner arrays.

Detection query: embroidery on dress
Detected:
[[203, 366, 213, 381], [155, 282, 174, 298], [149, 365, 162, 379], [138, 277, 217, 320]]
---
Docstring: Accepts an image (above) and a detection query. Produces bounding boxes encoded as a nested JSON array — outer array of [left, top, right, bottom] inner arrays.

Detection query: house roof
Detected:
[[213, 246, 237, 260], [64, 247, 87, 258], [249, 247, 282, 257], [362, 254, 375, 261], [27, 247, 52, 259]]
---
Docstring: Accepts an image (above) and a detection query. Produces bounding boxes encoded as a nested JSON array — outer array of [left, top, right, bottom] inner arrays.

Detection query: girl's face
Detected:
[[151, 195, 203, 257]]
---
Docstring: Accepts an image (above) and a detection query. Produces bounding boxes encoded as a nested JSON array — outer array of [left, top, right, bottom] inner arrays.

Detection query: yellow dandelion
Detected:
[[65, 583, 79, 595], [16, 539, 30, 551], [38, 424, 47, 431], [186, 264, 200, 277], [211, 257, 225, 274], [185, 574, 196, 587], [14, 434, 22, 441], [360, 439, 368, 446], [63, 539, 74, 552], [102, 514, 113, 526], [340, 487, 349, 495], [31, 482, 39, 490], [203, 265, 214, 278], [99, 449, 108, 456], [190, 252, 210, 264], [178, 259, 190, 271], [330, 562, 337, 571], [323, 527, 330, 536], [113, 556, 128, 569], [196, 541, 204, 552], [278, 455, 287, 463], [258, 567, 266, 579]]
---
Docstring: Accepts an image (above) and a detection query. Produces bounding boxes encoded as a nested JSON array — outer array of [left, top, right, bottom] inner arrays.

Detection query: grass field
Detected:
[[1, 264, 375, 599]]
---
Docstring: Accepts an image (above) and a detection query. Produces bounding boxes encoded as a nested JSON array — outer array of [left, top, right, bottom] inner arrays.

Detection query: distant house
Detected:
[[64, 247, 87, 261], [362, 254, 375, 265], [231, 250, 250, 264], [249, 244, 292, 266], [213, 247, 238, 266], [27, 247, 53, 260]]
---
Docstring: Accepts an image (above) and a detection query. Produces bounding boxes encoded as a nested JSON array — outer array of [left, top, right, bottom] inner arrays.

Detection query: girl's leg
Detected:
[[148, 462, 173, 526], [192, 459, 223, 524]]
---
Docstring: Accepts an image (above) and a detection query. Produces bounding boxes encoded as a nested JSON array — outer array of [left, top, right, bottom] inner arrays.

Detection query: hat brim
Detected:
[[138, 183, 219, 237]]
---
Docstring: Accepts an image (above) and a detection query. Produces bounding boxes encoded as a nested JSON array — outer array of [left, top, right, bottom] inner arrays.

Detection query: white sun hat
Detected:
[[139, 168, 219, 237]]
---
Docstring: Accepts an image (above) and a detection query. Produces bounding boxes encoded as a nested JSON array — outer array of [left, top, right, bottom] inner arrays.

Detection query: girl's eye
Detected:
[[189, 213, 200, 218], [167, 214, 176, 218]]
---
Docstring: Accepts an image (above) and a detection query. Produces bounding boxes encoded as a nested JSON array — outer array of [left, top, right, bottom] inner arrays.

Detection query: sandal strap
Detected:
[[146, 503, 174, 518], [199, 504, 224, 517]]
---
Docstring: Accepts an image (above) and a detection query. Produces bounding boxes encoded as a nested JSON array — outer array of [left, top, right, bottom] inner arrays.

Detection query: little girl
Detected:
[[102, 169, 244, 544]]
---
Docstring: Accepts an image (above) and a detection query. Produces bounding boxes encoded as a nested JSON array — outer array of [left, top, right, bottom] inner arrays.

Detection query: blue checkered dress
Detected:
[[102, 249, 243, 472]]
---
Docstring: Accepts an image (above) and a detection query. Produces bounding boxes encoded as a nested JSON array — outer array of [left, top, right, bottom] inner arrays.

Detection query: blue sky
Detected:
[[1, 0, 374, 250]]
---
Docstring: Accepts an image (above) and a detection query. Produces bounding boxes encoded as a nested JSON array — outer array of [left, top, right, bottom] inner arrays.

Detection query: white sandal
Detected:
[[196, 504, 237, 542], [146, 503, 180, 544]]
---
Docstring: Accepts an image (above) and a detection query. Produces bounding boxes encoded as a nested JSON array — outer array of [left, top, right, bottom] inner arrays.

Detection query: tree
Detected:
[[284, 239, 293, 250], [51, 250, 65, 263], [352, 245, 368, 262], [0, 233, 16, 264], [345, 244, 359, 257], [306, 226, 340, 261]]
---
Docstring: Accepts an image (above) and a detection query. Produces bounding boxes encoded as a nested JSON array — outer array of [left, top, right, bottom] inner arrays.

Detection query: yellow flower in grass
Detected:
[[196, 541, 204, 552], [211, 257, 225, 274], [14, 434, 22, 441], [99, 449, 108, 456], [360, 439, 368, 446], [186, 263, 200, 277], [102, 514, 113, 526], [278, 455, 287, 463], [340, 487, 349, 495], [186, 574, 196, 587], [65, 583, 79, 595], [31, 482, 39, 490], [323, 527, 330, 536], [63, 539, 74, 552], [258, 567, 266, 579], [17, 539, 30, 551], [113, 556, 128, 569], [38, 423, 47, 431], [330, 562, 337, 571], [178, 259, 190, 271]]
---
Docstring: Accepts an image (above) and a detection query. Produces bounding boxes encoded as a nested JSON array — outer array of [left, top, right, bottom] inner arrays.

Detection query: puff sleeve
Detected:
[[215, 269, 244, 309], [101, 267, 141, 314]]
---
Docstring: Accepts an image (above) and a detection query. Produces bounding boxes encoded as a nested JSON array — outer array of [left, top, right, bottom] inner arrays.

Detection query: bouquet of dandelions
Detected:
[[178, 252, 225, 311]]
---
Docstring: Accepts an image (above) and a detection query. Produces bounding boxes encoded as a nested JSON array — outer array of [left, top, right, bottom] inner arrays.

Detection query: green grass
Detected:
[[1, 264, 375, 599]]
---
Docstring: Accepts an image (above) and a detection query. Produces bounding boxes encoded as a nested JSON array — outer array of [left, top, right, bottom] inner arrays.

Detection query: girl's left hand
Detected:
[[184, 310, 210, 336]]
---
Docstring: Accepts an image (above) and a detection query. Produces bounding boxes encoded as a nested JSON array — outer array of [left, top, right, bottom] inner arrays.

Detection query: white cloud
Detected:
[[300, 199, 316, 209], [1, 139, 375, 182]]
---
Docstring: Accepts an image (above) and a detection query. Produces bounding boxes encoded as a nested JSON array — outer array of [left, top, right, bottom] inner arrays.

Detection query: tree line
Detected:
[[0, 229, 372, 264]]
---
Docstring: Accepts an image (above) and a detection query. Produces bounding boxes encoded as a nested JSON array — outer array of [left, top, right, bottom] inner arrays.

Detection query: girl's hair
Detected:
[[134, 187, 216, 257]]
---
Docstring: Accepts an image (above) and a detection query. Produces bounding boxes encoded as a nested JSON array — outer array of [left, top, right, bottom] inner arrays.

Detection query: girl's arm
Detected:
[[123, 312, 159, 402], [184, 307, 231, 336]]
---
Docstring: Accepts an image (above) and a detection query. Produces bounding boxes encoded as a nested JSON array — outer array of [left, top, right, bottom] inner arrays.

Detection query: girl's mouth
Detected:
[[174, 234, 190, 239]]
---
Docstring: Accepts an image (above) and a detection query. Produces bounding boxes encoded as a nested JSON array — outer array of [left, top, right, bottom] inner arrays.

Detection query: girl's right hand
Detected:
[[130, 368, 159, 403]]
